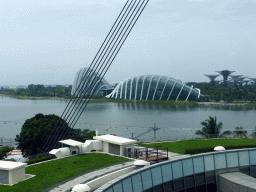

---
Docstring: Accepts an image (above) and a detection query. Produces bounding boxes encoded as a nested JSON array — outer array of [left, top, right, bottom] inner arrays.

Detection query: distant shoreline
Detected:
[[0, 94, 254, 105]]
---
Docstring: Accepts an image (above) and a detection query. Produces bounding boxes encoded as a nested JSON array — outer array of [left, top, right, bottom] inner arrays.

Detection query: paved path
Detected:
[[48, 161, 134, 192], [47, 150, 188, 192]]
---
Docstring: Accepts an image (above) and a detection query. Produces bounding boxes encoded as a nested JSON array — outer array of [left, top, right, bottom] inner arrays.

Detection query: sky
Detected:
[[0, 0, 256, 86]]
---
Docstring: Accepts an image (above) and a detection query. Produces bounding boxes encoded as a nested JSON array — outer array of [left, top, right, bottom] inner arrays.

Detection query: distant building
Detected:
[[106, 75, 201, 101], [71, 68, 113, 97]]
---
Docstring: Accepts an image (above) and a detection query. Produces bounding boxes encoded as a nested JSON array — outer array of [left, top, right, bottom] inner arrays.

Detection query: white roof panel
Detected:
[[93, 135, 137, 145], [0, 160, 27, 170], [59, 139, 83, 146]]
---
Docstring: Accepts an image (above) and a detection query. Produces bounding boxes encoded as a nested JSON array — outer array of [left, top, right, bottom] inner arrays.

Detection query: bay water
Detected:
[[0, 96, 256, 141]]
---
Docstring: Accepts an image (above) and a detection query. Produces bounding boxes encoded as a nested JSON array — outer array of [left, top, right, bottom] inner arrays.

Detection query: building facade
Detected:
[[96, 148, 256, 192]]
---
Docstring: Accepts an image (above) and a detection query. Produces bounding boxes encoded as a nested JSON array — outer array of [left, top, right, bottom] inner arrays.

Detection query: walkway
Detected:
[[47, 151, 188, 192], [47, 161, 134, 192]]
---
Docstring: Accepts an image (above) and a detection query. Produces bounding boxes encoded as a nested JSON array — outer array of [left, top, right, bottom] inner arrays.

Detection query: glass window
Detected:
[[204, 155, 214, 171], [226, 152, 238, 168], [132, 173, 143, 192], [182, 159, 193, 176], [249, 150, 256, 165], [161, 163, 172, 182], [105, 187, 114, 192], [239, 151, 249, 166], [141, 170, 153, 190], [113, 182, 123, 192], [122, 178, 133, 192], [172, 161, 183, 179], [214, 154, 226, 169], [151, 166, 163, 186], [193, 157, 204, 174]]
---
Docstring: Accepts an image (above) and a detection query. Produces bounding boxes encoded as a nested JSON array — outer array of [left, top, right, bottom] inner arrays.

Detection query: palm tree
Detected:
[[233, 126, 247, 138], [250, 127, 256, 138], [195, 116, 231, 138]]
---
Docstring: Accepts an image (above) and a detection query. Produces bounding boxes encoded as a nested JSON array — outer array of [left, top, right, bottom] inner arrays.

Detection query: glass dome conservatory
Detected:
[[72, 68, 113, 97], [106, 75, 201, 101]]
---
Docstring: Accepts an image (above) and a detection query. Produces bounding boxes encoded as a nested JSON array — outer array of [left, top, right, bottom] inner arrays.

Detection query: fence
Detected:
[[0, 137, 18, 148], [137, 129, 256, 143]]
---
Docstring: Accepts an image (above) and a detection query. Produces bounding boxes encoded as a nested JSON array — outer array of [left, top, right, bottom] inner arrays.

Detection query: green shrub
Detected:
[[185, 147, 213, 155], [225, 144, 256, 150], [5, 158, 17, 162], [25, 155, 54, 165]]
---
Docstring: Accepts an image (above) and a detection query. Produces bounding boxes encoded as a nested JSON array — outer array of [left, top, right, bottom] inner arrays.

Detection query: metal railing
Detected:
[[0, 137, 18, 148]]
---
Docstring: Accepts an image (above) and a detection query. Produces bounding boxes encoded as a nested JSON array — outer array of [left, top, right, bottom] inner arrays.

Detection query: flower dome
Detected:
[[106, 75, 201, 101]]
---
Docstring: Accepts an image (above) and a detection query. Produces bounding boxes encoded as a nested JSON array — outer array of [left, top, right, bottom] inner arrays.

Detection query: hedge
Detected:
[[185, 144, 256, 155]]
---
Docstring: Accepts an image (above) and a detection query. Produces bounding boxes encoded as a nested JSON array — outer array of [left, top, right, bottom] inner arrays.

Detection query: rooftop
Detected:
[[0, 160, 27, 171], [93, 134, 137, 145]]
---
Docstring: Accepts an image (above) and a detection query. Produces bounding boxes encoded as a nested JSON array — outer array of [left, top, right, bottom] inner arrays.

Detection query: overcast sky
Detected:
[[1, 0, 256, 86]]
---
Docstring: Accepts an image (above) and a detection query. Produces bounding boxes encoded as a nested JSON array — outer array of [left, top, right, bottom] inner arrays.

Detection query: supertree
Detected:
[[216, 70, 235, 87], [204, 74, 220, 85]]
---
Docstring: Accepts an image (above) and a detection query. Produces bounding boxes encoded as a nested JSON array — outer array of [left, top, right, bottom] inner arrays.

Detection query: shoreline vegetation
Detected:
[[0, 93, 255, 106]]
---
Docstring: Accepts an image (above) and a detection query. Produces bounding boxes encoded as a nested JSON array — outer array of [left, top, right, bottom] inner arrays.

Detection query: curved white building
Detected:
[[106, 75, 201, 101], [72, 68, 113, 97]]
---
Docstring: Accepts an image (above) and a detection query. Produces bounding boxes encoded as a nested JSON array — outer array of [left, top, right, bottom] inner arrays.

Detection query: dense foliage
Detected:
[[0, 84, 72, 98], [187, 82, 256, 102], [15, 113, 96, 157], [0, 146, 13, 160]]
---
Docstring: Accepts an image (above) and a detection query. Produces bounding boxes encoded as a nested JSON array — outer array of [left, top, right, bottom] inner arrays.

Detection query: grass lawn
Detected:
[[139, 138, 256, 154], [0, 153, 130, 192]]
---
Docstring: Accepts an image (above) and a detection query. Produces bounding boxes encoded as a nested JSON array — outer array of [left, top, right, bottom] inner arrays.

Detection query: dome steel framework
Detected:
[[106, 75, 201, 101], [71, 68, 113, 97]]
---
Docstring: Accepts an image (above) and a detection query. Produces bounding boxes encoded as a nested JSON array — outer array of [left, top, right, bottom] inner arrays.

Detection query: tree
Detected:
[[15, 113, 96, 157], [70, 128, 96, 142], [233, 126, 247, 138], [195, 116, 231, 138], [250, 127, 256, 138], [0, 146, 13, 160], [15, 113, 72, 157]]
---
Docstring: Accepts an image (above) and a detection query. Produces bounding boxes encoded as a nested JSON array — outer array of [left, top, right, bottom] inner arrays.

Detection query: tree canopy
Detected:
[[15, 113, 95, 157], [195, 116, 231, 138]]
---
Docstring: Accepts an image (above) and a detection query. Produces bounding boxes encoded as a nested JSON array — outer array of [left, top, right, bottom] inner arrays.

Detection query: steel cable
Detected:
[[53, 0, 149, 150], [40, 0, 132, 153], [49, 0, 143, 150], [43, 0, 138, 152], [39, 0, 149, 157]]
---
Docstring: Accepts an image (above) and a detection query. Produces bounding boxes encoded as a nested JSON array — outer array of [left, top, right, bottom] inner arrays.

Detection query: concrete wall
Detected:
[[86, 166, 135, 191], [0, 170, 9, 184], [9, 167, 25, 185], [102, 142, 109, 153], [69, 146, 79, 155], [219, 172, 256, 192]]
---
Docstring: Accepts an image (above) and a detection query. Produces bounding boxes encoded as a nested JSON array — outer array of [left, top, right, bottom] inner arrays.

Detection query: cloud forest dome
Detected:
[[71, 68, 113, 97], [106, 75, 201, 101]]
